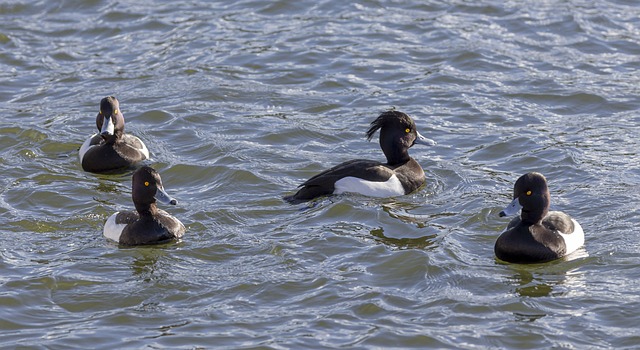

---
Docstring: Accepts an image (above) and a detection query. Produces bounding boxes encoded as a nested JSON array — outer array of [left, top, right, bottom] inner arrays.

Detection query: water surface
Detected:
[[1, 0, 640, 348]]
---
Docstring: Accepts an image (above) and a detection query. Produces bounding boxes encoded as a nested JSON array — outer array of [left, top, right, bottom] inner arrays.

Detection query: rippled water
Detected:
[[1, 0, 640, 348]]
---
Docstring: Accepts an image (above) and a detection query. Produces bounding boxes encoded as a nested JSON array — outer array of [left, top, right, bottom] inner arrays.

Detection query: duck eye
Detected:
[[99, 110, 102, 115], [405, 128, 410, 133], [526, 190, 532, 196], [144, 181, 149, 187], [114, 109, 119, 114]]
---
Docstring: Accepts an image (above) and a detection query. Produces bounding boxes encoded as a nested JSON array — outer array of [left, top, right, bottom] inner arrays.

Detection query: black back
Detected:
[[495, 216, 566, 263], [116, 210, 183, 245]]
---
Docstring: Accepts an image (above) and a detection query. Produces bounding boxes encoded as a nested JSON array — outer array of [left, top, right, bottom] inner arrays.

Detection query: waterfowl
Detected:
[[495, 172, 584, 263], [79, 96, 149, 173], [103, 166, 185, 245], [284, 111, 435, 203]]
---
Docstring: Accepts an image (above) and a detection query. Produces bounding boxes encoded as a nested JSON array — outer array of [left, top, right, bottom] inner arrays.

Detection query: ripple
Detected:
[[1, 0, 640, 348]]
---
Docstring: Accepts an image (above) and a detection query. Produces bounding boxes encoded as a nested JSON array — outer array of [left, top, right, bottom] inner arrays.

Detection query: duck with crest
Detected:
[[284, 111, 436, 203]]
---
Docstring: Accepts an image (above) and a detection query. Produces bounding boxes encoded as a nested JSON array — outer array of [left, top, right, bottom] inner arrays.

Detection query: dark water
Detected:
[[1, 0, 640, 348]]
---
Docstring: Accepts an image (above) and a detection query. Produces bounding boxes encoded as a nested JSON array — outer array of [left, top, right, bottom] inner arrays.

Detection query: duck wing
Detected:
[[285, 159, 392, 203], [542, 211, 575, 234]]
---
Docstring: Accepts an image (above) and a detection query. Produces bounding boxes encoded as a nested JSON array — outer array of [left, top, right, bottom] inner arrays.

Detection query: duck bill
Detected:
[[100, 115, 115, 136], [155, 186, 177, 205], [414, 131, 436, 146], [499, 197, 522, 217]]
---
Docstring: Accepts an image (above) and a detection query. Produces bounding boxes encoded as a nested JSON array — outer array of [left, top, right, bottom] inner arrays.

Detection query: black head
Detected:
[[365, 111, 435, 165], [499, 172, 550, 224], [96, 96, 125, 142], [132, 166, 178, 215]]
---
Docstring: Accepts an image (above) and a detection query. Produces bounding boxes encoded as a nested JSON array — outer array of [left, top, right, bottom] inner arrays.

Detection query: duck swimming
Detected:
[[79, 96, 149, 173], [284, 111, 435, 203], [103, 166, 185, 245], [495, 172, 585, 263]]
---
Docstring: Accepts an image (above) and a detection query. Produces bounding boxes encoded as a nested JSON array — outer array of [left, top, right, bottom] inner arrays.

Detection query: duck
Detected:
[[103, 166, 186, 245], [79, 96, 149, 173], [495, 172, 584, 263], [284, 111, 436, 203]]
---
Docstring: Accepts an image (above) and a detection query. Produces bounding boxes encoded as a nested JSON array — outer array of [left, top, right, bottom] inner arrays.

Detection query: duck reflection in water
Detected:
[[505, 258, 589, 300]]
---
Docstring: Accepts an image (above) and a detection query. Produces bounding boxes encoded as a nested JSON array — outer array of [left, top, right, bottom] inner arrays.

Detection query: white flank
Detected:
[[78, 133, 97, 162], [334, 174, 405, 197], [103, 212, 127, 243], [558, 218, 585, 255]]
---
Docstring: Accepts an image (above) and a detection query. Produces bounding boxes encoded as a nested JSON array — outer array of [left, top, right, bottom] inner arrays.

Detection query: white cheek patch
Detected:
[[334, 174, 405, 197], [103, 212, 127, 243], [558, 218, 585, 255]]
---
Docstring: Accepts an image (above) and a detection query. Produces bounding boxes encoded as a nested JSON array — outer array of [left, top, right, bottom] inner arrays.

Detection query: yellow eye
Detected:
[[114, 109, 119, 114], [99, 110, 102, 115], [526, 190, 532, 196], [405, 128, 410, 133], [144, 181, 149, 187]]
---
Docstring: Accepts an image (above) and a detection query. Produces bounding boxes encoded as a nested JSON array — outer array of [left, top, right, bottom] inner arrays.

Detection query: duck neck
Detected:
[[135, 202, 158, 218], [384, 149, 410, 166], [101, 131, 122, 145], [380, 128, 411, 165], [382, 137, 410, 165], [520, 203, 548, 225]]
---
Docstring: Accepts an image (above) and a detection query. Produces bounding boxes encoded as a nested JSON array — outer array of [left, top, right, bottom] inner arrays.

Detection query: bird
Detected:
[[79, 96, 149, 173], [103, 166, 185, 245], [495, 172, 585, 263], [284, 111, 435, 203]]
